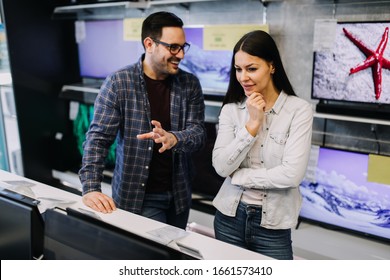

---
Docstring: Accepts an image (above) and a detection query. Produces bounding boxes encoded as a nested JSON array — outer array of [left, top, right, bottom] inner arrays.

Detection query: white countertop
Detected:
[[0, 169, 272, 260]]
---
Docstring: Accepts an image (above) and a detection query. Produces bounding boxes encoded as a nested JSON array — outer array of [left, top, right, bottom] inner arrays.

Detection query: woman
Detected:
[[212, 30, 313, 260]]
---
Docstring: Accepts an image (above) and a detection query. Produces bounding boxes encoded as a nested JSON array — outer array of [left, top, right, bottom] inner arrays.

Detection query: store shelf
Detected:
[[314, 112, 390, 126], [312, 112, 390, 156], [53, 0, 223, 19], [59, 82, 223, 122], [59, 83, 100, 105]]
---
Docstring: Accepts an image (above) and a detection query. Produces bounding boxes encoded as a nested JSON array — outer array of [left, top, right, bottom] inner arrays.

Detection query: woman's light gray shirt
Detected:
[[212, 92, 313, 229]]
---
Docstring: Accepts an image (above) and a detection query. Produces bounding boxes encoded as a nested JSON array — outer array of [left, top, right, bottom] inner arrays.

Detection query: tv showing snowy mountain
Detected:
[[181, 26, 232, 95], [300, 147, 390, 242]]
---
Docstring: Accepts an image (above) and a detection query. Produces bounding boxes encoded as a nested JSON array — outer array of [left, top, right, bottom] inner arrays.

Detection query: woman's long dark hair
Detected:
[[223, 30, 296, 106]]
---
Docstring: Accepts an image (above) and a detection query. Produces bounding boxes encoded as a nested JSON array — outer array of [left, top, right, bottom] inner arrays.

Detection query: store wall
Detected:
[[1, 0, 389, 259]]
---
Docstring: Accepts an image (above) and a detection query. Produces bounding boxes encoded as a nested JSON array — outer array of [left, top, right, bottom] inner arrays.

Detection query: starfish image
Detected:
[[343, 27, 390, 100]]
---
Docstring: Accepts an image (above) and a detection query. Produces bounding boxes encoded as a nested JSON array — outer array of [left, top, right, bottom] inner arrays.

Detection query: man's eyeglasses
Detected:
[[152, 38, 191, 55]]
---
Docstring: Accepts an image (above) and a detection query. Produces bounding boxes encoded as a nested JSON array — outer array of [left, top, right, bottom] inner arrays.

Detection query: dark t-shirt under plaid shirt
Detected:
[[143, 74, 172, 193]]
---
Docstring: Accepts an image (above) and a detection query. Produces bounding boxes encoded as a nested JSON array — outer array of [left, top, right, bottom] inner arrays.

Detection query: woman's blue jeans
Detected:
[[214, 201, 293, 260], [140, 191, 189, 229]]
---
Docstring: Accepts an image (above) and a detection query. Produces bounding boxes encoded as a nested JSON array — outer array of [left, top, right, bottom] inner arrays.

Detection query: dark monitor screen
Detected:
[[299, 146, 390, 243], [43, 208, 196, 260], [0, 188, 44, 260]]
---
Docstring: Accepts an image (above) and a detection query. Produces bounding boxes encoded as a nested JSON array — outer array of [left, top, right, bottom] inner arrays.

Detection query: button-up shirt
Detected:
[[212, 92, 313, 229], [79, 56, 207, 214]]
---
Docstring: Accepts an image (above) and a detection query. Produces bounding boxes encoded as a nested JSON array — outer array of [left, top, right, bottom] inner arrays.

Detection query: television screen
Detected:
[[299, 146, 390, 243], [180, 26, 232, 95], [312, 21, 390, 105], [77, 19, 144, 79], [0, 187, 44, 259], [77, 21, 231, 96]]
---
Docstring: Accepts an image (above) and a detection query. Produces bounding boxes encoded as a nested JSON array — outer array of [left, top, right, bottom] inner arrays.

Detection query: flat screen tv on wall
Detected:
[[77, 19, 144, 80], [299, 146, 390, 244], [180, 26, 232, 98], [311, 21, 390, 119]]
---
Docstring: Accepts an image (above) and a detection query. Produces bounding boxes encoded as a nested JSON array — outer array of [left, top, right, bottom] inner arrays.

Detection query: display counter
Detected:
[[0, 169, 272, 260]]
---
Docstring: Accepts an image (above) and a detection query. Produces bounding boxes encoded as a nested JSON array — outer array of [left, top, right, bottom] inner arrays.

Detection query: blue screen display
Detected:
[[300, 146, 390, 242]]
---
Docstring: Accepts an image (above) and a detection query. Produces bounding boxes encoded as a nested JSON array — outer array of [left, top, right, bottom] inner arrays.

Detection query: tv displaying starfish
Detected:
[[312, 22, 390, 105], [343, 27, 390, 100]]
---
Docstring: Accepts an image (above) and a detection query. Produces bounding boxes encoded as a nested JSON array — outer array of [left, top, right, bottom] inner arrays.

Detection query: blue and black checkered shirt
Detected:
[[79, 56, 207, 214]]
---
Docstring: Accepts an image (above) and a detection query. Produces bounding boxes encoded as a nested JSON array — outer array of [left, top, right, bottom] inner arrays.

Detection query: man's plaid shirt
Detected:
[[79, 56, 207, 214]]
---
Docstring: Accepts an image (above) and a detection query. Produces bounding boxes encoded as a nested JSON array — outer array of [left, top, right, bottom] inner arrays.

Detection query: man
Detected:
[[79, 11, 206, 229]]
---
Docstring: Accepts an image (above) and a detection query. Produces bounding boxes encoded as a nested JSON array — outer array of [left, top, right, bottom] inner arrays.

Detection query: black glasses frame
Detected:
[[152, 38, 190, 55]]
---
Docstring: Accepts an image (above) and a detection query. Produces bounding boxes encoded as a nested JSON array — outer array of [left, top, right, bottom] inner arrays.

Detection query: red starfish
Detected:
[[343, 27, 390, 100]]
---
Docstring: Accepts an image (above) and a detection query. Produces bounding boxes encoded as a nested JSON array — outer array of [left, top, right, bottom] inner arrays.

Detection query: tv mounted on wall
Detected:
[[180, 26, 232, 97], [311, 21, 390, 119], [299, 146, 390, 244], [77, 19, 144, 80]]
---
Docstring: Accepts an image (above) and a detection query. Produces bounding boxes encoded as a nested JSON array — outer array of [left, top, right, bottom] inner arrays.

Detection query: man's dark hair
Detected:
[[141, 11, 184, 46]]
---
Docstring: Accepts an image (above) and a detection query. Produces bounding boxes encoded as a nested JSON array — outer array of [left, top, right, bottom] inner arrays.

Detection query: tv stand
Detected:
[[316, 100, 390, 121]]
